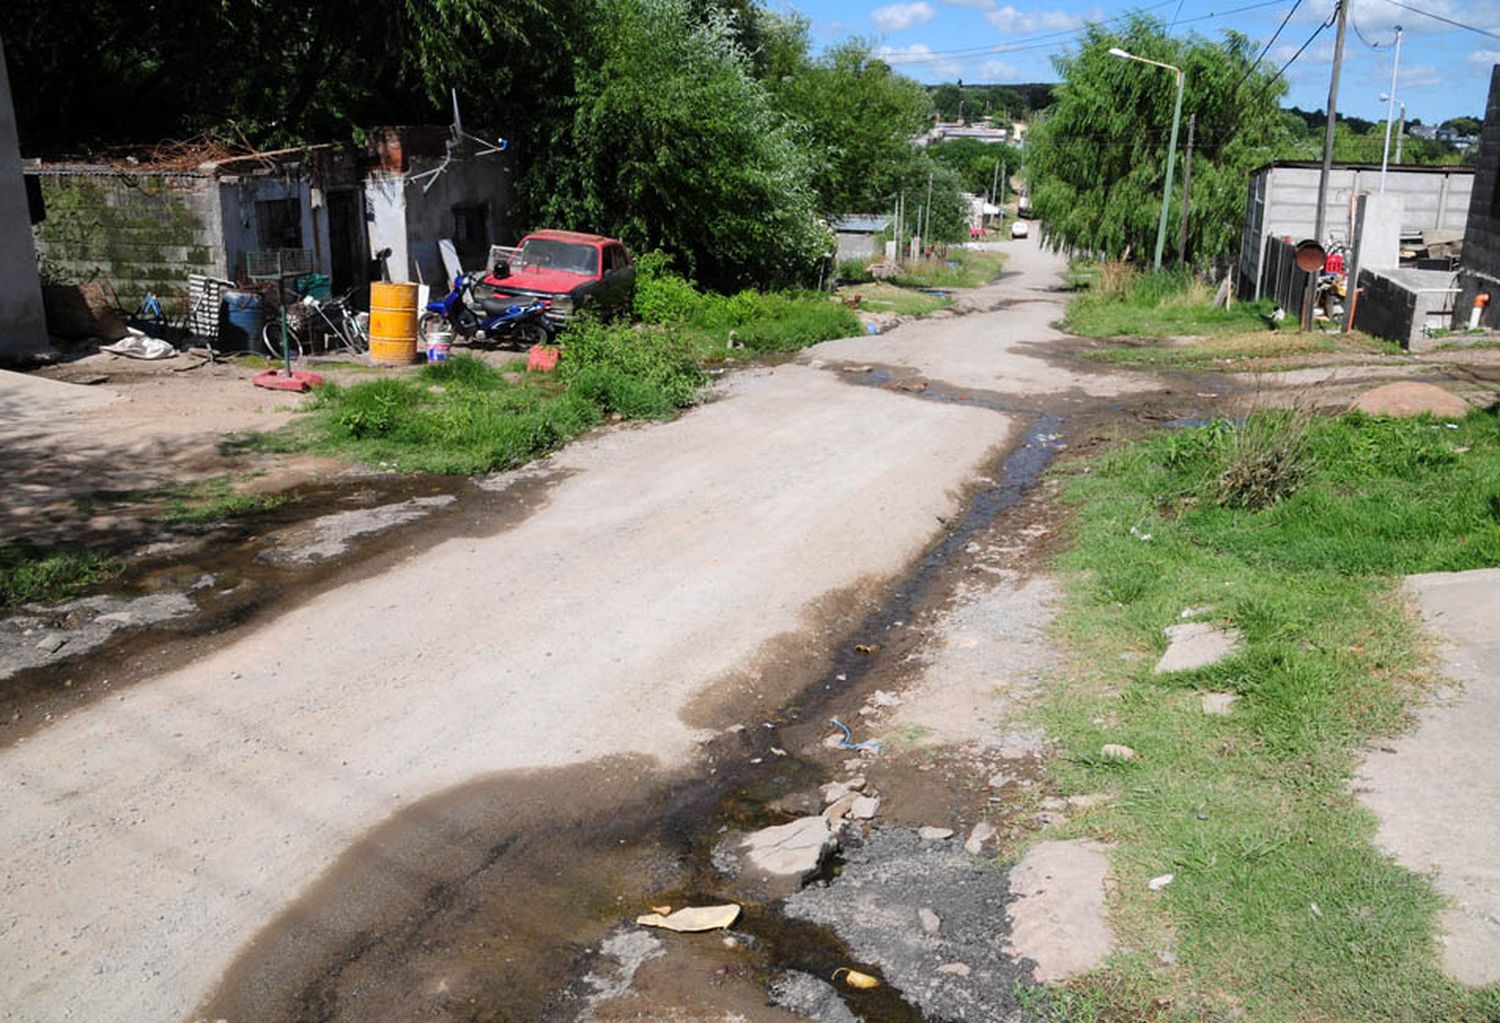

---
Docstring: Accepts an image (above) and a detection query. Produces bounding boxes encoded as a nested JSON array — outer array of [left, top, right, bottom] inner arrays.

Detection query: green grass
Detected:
[[81, 474, 294, 526], [1083, 330, 1400, 369], [0, 542, 122, 608], [890, 247, 1007, 290], [839, 281, 952, 317], [1065, 266, 1274, 339], [1032, 409, 1500, 1021], [301, 329, 704, 474]]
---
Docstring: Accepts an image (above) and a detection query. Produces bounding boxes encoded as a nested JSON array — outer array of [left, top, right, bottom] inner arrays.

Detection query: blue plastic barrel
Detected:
[[222, 290, 265, 352]]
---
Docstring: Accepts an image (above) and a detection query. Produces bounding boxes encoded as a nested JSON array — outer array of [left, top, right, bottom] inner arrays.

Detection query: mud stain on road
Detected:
[[0, 465, 573, 750]]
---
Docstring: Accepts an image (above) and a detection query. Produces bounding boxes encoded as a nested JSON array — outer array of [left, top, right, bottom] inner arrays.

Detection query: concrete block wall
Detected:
[[30, 170, 225, 312], [0, 33, 48, 360], [1455, 66, 1500, 328], [1354, 267, 1419, 345]]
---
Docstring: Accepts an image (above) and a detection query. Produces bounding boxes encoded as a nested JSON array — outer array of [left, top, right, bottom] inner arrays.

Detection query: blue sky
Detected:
[[783, 0, 1500, 122]]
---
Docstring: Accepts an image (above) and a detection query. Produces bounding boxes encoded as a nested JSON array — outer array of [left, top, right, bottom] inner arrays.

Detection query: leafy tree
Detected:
[[528, 0, 825, 290], [927, 138, 1021, 198], [765, 40, 934, 217], [0, 0, 568, 153], [1441, 116, 1482, 135], [1027, 15, 1285, 266]]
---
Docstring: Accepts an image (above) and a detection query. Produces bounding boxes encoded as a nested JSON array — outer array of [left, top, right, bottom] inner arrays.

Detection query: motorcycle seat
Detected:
[[482, 296, 526, 315]]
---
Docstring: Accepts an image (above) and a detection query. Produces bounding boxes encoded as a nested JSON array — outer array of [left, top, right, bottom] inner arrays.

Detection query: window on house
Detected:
[[255, 198, 303, 249], [452, 204, 490, 266]]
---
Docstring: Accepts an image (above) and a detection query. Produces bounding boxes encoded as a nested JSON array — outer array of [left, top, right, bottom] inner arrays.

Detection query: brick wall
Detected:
[[29, 170, 226, 312], [1455, 66, 1500, 327]]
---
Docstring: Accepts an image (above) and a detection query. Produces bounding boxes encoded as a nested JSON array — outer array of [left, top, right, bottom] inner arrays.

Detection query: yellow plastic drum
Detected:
[[368, 281, 420, 365]]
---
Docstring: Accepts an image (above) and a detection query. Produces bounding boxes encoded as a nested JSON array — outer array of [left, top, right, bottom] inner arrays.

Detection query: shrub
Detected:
[[557, 318, 705, 411], [326, 378, 425, 439], [1216, 408, 1313, 510], [837, 259, 874, 284], [633, 250, 703, 325]]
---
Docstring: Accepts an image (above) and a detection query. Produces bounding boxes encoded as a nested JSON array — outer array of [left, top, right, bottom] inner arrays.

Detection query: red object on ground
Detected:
[[252, 369, 324, 392], [527, 345, 561, 373], [1324, 251, 1346, 274]]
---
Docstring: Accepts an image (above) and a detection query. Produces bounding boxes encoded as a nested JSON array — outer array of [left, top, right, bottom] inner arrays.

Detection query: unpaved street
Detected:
[[1, 240, 1149, 1022]]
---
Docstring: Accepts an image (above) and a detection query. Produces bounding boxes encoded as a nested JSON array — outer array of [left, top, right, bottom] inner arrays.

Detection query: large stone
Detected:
[[1350, 381, 1471, 419], [1154, 622, 1241, 674], [1005, 840, 1115, 981], [739, 816, 838, 883]]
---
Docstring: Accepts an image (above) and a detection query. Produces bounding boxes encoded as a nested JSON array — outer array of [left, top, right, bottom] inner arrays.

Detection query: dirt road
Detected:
[[1, 239, 1145, 1023]]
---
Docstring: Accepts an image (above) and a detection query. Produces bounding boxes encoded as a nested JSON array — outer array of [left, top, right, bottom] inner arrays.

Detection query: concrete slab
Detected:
[[1154, 622, 1242, 674], [1004, 839, 1114, 981], [1357, 568, 1500, 986]]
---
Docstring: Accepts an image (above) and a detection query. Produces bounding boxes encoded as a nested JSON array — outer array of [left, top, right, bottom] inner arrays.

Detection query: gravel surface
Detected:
[[784, 828, 1035, 1022]]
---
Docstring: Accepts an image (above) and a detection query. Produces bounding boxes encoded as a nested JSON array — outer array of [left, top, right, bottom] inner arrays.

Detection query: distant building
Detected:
[[832, 215, 890, 263], [1453, 66, 1500, 329], [27, 125, 512, 314], [914, 120, 1011, 147], [0, 31, 49, 361]]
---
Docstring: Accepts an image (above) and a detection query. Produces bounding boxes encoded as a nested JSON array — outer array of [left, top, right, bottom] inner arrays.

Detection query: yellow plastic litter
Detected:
[[635, 904, 741, 932], [649, 905, 673, 916], [832, 967, 880, 989]]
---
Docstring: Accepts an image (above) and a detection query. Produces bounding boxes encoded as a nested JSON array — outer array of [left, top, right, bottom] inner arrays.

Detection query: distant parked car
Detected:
[[475, 230, 635, 330], [1010, 220, 1030, 239]]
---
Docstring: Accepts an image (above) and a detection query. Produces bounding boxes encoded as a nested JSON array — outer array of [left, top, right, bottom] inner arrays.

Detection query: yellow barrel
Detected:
[[368, 281, 420, 365]]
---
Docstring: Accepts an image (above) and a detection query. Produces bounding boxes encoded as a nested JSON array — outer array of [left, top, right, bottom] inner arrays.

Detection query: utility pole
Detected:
[[922, 173, 934, 258], [1178, 114, 1196, 264], [1305, 0, 1350, 330], [1379, 25, 1404, 191], [990, 158, 1001, 207], [1395, 102, 1406, 161]]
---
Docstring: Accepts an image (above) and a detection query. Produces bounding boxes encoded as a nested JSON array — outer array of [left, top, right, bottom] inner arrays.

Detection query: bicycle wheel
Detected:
[[261, 319, 306, 361]]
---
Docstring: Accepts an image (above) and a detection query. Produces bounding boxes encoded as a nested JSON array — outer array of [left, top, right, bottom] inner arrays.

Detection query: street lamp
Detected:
[[1381, 91, 1408, 176], [1378, 26, 1404, 191], [1109, 46, 1186, 272]]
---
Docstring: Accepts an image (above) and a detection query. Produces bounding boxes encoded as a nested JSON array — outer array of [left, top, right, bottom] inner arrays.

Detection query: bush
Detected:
[[837, 259, 874, 284], [557, 319, 705, 411], [633, 250, 703, 325]]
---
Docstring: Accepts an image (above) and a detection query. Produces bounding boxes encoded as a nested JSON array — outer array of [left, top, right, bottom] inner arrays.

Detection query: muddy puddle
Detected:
[[0, 464, 571, 747], [191, 396, 1079, 1023]]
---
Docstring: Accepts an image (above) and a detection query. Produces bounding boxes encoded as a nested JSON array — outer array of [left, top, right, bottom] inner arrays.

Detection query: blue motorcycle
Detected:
[[419, 273, 553, 348]]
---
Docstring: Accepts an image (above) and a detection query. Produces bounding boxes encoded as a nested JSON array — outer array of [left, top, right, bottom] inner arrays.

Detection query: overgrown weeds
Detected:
[[307, 332, 704, 474], [1065, 265, 1272, 338], [1214, 404, 1314, 510], [0, 542, 121, 608], [633, 250, 861, 356], [1039, 408, 1500, 1021]]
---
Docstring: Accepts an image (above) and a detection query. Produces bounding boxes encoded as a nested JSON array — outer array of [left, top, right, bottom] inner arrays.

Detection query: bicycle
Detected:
[[262, 293, 369, 359]]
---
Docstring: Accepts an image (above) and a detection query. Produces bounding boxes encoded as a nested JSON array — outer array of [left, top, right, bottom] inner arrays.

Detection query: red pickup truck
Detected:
[[476, 230, 636, 330]]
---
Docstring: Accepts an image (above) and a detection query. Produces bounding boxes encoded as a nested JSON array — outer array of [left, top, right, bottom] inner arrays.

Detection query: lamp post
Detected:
[[1378, 26, 1404, 191], [1109, 46, 1185, 272], [1382, 94, 1408, 167]]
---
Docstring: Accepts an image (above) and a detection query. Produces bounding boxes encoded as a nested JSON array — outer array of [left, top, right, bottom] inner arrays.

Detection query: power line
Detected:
[[1168, 0, 1188, 31], [880, 0, 1289, 67], [1350, 6, 1396, 48], [1235, 0, 1305, 93], [1252, 1, 1339, 102], [1378, 0, 1500, 40]]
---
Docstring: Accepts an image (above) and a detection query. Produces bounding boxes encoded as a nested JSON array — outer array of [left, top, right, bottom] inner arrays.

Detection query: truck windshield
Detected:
[[514, 238, 598, 276]]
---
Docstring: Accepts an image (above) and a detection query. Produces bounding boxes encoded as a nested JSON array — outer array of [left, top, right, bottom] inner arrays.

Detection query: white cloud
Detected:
[[1399, 63, 1443, 86], [1296, 0, 1500, 39], [981, 58, 1021, 78], [942, 0, 997, 8], [871, 2, 936, 30], [875, 42, 966, 76], [985, 5, 1086, 34], [1469, 47, 1500, 61]]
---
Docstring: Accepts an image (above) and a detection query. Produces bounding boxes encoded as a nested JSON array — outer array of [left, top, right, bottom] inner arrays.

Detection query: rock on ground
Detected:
[[784, 828, 1034, 1022], [1349, 381, 1471, 419], [1004, 840, 1114, 982], [1154, 622, 1242, 674], [767, 971, 859, 1023], [715, 816, 837, 897], [0, 591, 196, 683], [1357, 569, 1500, 986]]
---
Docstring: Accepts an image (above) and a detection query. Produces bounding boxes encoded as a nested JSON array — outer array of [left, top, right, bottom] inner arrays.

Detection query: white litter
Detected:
[[1148, 873, 1175, 891], [101, 332, 176, 360]]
